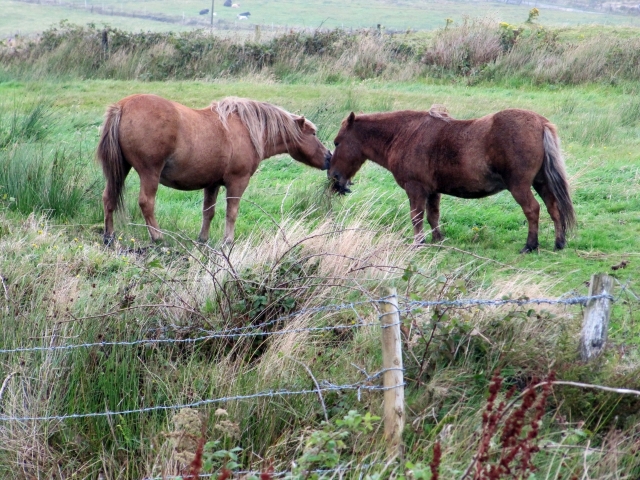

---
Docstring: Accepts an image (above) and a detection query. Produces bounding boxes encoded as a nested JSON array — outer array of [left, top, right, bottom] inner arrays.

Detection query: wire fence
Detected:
[[0, 290, 618, 425], [0, 379, 401, 422], [0, 293, 614, 356]]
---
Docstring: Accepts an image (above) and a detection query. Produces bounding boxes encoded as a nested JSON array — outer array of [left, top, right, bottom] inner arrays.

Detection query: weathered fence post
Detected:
[[380, 288, 404, 458], [579, 273, 614, 362]]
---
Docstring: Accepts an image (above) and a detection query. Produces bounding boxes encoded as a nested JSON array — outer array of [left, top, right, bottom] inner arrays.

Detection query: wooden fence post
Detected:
[[579, 273, 614, 362], [380, 288, 405, 458]]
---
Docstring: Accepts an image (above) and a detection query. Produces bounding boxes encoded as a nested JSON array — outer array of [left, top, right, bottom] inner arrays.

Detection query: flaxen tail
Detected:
[[97, 103, 127, 212], [542, 124, 576, 234]]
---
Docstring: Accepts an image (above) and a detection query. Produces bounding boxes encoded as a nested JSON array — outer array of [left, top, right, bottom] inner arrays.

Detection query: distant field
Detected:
[[3, 0, 640, 37], [0, 0, 195, 37]]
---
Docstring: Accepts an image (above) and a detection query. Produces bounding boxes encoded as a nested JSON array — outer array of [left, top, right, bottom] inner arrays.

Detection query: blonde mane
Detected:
[[214, 97, 316, 158], [428, 104, 452, 122]]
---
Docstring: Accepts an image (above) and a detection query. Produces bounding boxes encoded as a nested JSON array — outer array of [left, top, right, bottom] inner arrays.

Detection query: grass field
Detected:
[[4, 0, 640, 37], [3, 78, 638, 282], [1, 22, 640, 479]]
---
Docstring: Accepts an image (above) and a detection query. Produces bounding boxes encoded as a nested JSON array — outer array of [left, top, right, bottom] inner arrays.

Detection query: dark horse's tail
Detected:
[[96, 103, 127, 212], [542, 124, 576, 234]]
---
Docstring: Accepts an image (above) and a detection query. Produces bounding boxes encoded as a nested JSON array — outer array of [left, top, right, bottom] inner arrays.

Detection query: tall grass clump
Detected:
[[620, 97, 640, 127], [0, 144, 100, 219], [482, 30, 640, 85], [421, 17, 503, 76], [0, 101, 102, 219], [0, 102, 50, 148]]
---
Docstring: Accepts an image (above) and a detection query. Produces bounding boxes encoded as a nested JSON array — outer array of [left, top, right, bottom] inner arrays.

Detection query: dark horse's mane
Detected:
[[428, 104, 452, 122]]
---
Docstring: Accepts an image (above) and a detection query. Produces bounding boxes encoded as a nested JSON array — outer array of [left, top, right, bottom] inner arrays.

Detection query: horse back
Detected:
[[395, 109, 550, 198], [115, 94, 248, 190]]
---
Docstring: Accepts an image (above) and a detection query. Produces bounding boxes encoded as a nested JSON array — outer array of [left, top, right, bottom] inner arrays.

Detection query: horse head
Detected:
[[289, 116, 332, 171], [328, 112, 365, 195]]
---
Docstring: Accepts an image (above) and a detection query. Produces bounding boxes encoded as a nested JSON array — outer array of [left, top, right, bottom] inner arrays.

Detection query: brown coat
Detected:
[[97, 94, 331, 244], [329, 107, 576, 252]]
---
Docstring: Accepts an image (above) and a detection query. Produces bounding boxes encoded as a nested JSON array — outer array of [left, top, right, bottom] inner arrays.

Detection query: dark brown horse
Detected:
[[97, 94, 331, 244], [328, 106, 576, 252]]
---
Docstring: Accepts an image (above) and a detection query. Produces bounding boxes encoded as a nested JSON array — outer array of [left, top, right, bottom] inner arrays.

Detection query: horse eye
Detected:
[[334, 142, 339, 147]]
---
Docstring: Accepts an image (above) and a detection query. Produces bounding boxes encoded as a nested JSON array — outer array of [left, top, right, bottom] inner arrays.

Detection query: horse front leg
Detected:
[[426, 193, 444, 242], [223, 177, 251, 245], [510, 185, 541, 253], [406, 183, 427, 245], [198, 185, 221, 243], [138, 171, 163, 243]]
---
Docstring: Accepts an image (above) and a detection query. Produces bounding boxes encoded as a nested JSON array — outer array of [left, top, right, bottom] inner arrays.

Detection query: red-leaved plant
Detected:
[[433, 370, 555, 480]]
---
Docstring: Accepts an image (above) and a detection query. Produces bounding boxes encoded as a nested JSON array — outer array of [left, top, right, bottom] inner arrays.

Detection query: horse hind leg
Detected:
[[198, 185, 221, 243], [102, 163, 131, 245], [510, 185, 541, 253], [533, 180, 565, 250], [427, 193, 444, 242], [137, 171, 163, 243]]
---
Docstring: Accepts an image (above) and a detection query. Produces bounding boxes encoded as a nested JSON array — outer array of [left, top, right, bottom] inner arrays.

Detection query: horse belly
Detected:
[[158, 176, 205, 191], [160, 161, 222, 191], [439, 173, 506, 199], [159, 147, 227, 190]]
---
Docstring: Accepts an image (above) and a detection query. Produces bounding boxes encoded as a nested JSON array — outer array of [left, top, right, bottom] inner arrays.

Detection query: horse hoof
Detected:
[[519, 245, 538, 254], [554, 240, 566, 250], [103, 234, 115, 246]]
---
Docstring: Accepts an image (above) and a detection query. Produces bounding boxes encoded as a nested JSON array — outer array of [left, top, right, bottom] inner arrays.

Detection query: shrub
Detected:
[[422, 18, 503, 76]]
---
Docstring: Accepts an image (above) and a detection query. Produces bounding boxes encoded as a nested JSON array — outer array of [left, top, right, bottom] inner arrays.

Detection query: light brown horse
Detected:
[[328, 106, 576, 252], [97, 94, 331, 244]]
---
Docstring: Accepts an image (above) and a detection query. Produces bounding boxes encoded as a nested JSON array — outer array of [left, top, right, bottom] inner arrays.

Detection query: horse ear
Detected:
[[295, 116, 306, 129], [347, 112, 356, 126]]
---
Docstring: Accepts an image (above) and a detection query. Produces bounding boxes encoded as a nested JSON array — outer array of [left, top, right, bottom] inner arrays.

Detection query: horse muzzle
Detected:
[[322, 151, 332, 171], [329, 172, 352, 195]]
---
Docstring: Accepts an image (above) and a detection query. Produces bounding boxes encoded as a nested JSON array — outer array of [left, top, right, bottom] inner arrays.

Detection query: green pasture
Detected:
[[2, 78, 638, 289], [4, 0, 640, 38], [1, 78, 638, 310], [1, 72, 639, 478]]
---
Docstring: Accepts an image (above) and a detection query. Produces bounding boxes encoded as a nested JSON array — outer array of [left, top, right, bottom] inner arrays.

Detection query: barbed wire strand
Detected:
[[0, 294, 614, 355], [402, 293, 613, 311], [0, 322, 381, 355], [0, 371, 404, 423]]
